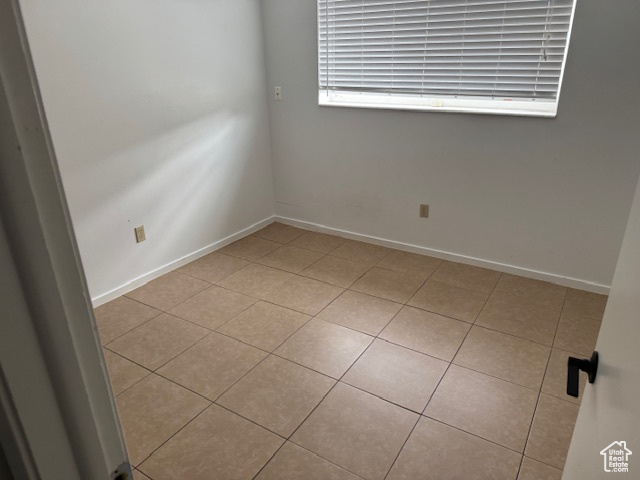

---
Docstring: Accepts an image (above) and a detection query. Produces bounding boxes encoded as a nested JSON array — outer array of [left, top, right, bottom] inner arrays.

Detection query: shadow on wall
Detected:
[[18, 0, 275, 300], [73, 108, 266, 298]]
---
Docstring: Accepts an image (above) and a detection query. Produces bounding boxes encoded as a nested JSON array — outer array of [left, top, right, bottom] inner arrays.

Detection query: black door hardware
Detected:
[[567, 351, 598, 398]]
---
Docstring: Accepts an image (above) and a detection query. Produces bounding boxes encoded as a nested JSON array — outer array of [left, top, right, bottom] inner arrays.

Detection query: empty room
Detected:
[[1, 0, 639, 479]]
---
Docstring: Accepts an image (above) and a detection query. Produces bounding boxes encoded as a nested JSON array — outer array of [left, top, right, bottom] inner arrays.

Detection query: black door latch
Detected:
[[567, 351, 598, 398]]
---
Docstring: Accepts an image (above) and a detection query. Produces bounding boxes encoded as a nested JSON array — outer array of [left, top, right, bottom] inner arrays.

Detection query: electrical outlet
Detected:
[[134, 225, 146, 243], [275, 86, 282, 101], [420, 204, 429, 218]]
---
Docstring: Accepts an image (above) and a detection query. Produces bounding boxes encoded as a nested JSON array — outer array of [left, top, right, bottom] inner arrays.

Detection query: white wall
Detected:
[[261, 0, 640, 289], [19, 0, 275, 301]]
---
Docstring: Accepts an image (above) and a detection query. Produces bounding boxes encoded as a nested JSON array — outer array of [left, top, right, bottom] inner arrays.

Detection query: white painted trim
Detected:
[[275, 215, 610, 295], [91, 215, 277, 307], [93, 211, 609, 308], [319, 91, 558, 118], [1, 0, 129, 476]]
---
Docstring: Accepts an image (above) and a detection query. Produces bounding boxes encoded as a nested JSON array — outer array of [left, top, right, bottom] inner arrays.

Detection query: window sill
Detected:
[[318, 91, 558, 118]]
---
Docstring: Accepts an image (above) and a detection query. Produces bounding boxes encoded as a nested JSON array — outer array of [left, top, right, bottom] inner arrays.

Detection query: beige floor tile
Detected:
[[106, 314, 209, 370], [253, 222, 307, 244], [518, 457, 563, 480], [291, 383, 418, 480], [256, 442, 360, 480], [257, 245, 324, 273], [157, 332, 267, 400], [525, 394, 579, 470], [125, 272, 209, 311], [542, 348, 587, 404], [176, 252, 249, 284], [94, 297, 161, 345], [408, 280, 488, 323], [475, 294, 560, 345], [289, 231, 346, 254], [376, 250, 442, 280], [133, 470, 152, 480], [317, 290, 402, 335], [563, 288, 607, 321], [168, 285, 255, 330], [350, 267, 425, 303], [453, 326, 551, 390], [330, 240, 392, 266], [379, 306, 470, 361], [217, 356, 335, 437], [554, 313, 601, 356], [104, 349, 150, 396], [217, 264, 294, 299], [275, 319, 373, 378], [493, 274, 567, 312], [116, 374, 209, 466], [300, 255, 370, 288], [139, 404, 283, 480], [425, 365, 538, 452], [217, 301, 310, 352], [265, 276, 344, 315], [387, 417, 522, 480], [431, 261, 501, 294], [100, 232, 603, 479], [218, 235, 281, 261], [343, 339, 448, 412]]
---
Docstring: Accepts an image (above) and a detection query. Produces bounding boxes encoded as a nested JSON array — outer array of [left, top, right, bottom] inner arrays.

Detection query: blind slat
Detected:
[[318, 0, 575, 101]]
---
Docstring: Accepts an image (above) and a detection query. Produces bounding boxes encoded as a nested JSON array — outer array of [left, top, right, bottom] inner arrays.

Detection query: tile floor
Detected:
[[95, 222, 607, 480]]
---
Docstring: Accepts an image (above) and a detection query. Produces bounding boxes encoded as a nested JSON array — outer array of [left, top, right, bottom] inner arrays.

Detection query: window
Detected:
[[318, 0, 576, 117]]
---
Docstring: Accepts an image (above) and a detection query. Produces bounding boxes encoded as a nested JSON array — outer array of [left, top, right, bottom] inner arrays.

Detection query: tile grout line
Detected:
[[109, 297, 572, 467], [210, 243, 531, 330], [103, 350, 154, 397], [172, 251, 251, 284], [253, 330, 380, 480], [364, 261, 447, 480], [250, 255, 400, 480], [418, 414, 549, 461], [370, 253, 444, 342], [102, 299, 227, 371], [109, 324, 216, 371], [335, 252, 450, 480], [418, 272, 500, 404], [380, 411, 422, 480], [419, 274, 500, 419], [99, 308, 165, 349], [103, 225, 591, 478], [134, 247, 375, 465], [381, 272, 504, 480], [255, 441, 369, 480], [515, 287, 569, 479], [108, 265, 323, 375], [123, 272, 212, 311], [249, 372, 347, 478], [109, 294, 310, 402], [212, 402, 289, 441], [134, 345, 282, 471], [135, 401, 211, 475], [248, 342, 375, 480]]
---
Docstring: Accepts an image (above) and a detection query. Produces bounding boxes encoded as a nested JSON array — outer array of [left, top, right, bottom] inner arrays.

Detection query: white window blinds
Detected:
[[318, 0, 576, 116]]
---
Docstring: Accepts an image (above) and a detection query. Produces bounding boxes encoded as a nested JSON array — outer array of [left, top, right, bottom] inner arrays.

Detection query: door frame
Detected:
[[0, 1, 129, 479]]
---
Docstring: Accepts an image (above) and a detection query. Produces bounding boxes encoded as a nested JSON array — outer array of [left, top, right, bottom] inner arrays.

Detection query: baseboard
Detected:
[[275, 216, 610, 295], [91, 215, 277, 307], [91, 213, 609, 306]]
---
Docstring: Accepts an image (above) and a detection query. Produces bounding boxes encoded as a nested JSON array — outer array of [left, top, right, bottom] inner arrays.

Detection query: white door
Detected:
[[563, 172, 640, 478], [0, 1, 130, 478]]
